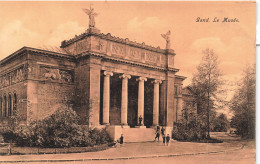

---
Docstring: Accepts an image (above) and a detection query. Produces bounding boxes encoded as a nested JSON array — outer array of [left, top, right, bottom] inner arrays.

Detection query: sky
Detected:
[[0, 1, 256, 118]]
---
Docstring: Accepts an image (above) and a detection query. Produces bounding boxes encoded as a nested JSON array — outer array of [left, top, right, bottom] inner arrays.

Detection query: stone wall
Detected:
[[35, 82, 75, 120]]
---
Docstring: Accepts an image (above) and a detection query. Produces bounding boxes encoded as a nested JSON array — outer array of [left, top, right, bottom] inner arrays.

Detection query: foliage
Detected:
[[211, 113, 229, 132], [230, 64, 255, 139], [191, 48, 224, 138], [172, 108, 207, 141], [1, 106, 111, 147]]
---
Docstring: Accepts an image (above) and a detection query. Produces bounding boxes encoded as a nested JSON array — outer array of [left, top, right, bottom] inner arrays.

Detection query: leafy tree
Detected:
[[230, 64, 255, 139], [211, 113, 229, 132], [173, 108, 206, 141], [191, 48, 224, 138]]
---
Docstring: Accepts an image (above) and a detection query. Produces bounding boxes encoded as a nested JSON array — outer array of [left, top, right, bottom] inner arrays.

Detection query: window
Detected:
[[13, 93, 17, 115], [4, 96, 7, 117], [8, 94, 11, 116]]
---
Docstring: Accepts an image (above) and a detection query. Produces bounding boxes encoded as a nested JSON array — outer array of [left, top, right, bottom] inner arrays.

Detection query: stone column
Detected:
[[119, 74, 131, 125], [152, 79, 162, 126], [103, 71, 113, 125], [137, 77, 147, 126]]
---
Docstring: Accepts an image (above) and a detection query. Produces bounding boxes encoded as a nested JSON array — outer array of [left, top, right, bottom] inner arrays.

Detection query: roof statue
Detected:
[[161, 30, 171, 49], [82, 6, 98, 28]]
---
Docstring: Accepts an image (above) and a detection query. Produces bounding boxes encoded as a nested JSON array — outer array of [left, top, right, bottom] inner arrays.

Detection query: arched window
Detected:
[[4, 95, 7, 117], [13, 93, 17, 115], [8, 94, 11, 116]]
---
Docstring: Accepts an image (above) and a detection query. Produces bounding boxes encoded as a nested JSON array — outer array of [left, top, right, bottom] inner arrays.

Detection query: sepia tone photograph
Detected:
[[0, 1, 256, 163]]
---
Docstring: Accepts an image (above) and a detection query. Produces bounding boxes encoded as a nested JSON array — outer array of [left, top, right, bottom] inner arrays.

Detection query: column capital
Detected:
[[119, 74, 131, 79], [151, 79, 162, 84], [104, 71, 113, 77], [136, 77, 147, 82]]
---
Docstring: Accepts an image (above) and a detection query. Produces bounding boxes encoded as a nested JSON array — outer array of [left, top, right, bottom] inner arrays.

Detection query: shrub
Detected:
[[1, 106, 111, 148], [172, 109, 207, 141]]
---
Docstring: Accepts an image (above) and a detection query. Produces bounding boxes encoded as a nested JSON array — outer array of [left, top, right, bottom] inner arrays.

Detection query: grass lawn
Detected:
[[1, 143, 111, 155]]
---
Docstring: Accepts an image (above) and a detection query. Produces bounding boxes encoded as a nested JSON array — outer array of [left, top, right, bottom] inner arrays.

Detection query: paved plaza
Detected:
[[0, 132, 255, 163]]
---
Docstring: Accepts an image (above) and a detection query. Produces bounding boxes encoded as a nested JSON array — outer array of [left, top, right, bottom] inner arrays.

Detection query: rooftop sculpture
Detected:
[[161, 30, 171, 49], [82, 6, 98, 28]]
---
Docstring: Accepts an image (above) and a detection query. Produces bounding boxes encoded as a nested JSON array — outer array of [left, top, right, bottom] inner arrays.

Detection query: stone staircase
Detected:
[[122, 127, 156, 142]]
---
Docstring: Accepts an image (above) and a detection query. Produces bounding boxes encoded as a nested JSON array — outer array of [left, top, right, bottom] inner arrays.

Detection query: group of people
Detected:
[[155, 126, 170, 146]]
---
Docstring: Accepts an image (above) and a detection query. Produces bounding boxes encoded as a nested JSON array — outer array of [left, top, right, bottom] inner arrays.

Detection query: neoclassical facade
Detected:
[[0, 10, 195, 141]]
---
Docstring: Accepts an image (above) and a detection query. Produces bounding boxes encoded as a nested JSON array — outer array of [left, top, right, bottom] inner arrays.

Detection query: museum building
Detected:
[[0, 8, 196, 142]]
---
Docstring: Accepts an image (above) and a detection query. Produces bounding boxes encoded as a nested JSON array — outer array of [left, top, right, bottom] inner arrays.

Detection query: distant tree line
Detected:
[[229, 65, 255, 139], [173, 48, 255, 141]]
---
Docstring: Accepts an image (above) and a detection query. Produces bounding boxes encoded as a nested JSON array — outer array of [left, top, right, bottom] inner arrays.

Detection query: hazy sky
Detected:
[[0, 1, 256, 115]]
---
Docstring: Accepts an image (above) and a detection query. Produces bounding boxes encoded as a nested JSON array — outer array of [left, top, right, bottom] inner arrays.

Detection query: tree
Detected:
[[212, 113, 229, 132], [230, 64, 255, 139], [191, 48, 223, 138]]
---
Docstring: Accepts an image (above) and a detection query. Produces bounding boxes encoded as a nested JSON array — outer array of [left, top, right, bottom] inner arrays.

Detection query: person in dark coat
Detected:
[[119, 134, 124, 146], [162, 134, 166, 146], [161, 126, 165, 137], [166, 134, 170, 146], [155, 129, 160, 142], [156, 125, 160, 131]]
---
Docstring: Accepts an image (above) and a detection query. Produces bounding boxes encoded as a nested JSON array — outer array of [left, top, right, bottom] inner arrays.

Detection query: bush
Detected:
[[1, 106, 111, 148], [172, 109, 207, 141]]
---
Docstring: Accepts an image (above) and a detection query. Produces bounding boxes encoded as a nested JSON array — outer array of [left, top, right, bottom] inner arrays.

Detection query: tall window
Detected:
[[13, 93, 17, 115], [8, 94, 11, 116], [4, 96, 7, 117]]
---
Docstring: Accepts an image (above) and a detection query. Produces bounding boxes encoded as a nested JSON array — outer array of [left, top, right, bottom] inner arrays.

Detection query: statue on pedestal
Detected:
[[161, 30, 171, 49], [82, 6, 98, 28], [139, 115, 143, 126]]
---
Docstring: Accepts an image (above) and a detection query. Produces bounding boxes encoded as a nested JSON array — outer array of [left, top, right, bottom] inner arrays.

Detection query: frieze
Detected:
[[111, 43, 125, 56], [161, 54, 166, 65], [76, 38, 90, 54], [40, 66, 74, 83], [0, 64, 30, 88], [145, 52, 160, 63], [128, 48, 141, 59], [92, 37, 107, 52]]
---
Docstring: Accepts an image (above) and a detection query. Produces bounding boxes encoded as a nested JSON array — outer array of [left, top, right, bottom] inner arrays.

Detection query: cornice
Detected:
[[60, 30, 176, 55], [175, 74, 187, 80], [0, 47, 76, 66]]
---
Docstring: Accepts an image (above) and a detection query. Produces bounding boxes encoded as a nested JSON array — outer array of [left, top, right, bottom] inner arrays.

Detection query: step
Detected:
[[122, 128, 156, 142]]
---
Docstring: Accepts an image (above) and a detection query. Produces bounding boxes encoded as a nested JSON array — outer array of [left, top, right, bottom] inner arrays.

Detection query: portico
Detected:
[[100, 70, 162, 127]]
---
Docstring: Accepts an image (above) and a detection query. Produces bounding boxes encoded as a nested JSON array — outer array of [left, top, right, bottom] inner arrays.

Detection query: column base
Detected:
[[152, 125, 160, 129], [135, 126, 146, 129], [121, 125, 130, 128], [92, 124, 107, 129]]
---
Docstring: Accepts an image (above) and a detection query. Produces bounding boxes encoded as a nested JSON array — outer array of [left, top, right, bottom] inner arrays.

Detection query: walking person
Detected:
[[166, 134, 170, 146], [154, 127, 160, 142], [161, 126, 165, 138]]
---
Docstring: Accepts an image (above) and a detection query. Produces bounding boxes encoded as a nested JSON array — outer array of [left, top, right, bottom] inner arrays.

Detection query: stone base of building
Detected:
[[135, 126, 146, 128], [104, 125, 173, 142]]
